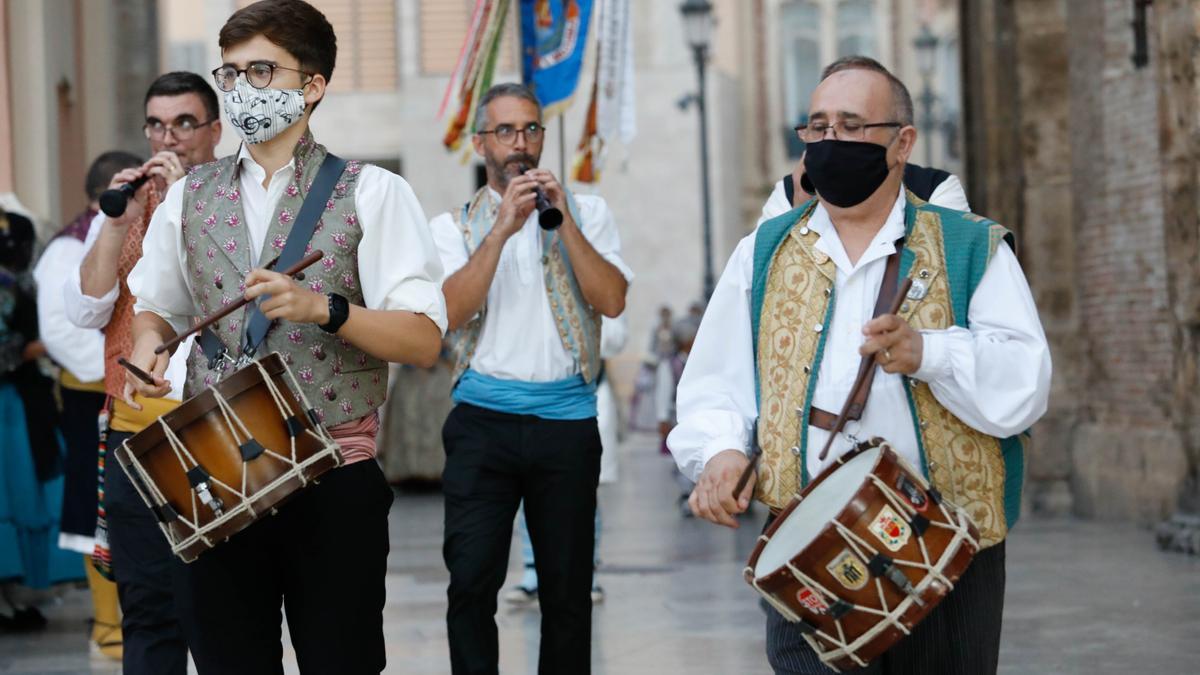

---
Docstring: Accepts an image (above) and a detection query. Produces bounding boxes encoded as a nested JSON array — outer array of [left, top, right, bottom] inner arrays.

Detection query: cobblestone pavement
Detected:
[[2, 432, 1197, 674]]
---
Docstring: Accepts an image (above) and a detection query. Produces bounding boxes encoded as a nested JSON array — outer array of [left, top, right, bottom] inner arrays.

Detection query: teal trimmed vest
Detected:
[[447, 187, 602, 384], [750, 191, 1026, 546], [178, 132, 387, 428]]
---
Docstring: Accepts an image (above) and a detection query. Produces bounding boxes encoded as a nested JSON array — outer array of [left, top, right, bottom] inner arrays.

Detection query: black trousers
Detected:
[[106, 430, 188, 675], [58, 388, 105, 538], [442, 403, 602, 675], [766, 540, 1007, 675], [173, 459, 394, 675]]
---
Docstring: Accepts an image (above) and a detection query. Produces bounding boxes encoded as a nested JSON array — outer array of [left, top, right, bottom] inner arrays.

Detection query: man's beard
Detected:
[[486, 151, 539, 190]]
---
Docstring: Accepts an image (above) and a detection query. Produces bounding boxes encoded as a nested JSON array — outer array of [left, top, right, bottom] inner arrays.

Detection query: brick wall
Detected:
[[963, 0, 1198, 523]]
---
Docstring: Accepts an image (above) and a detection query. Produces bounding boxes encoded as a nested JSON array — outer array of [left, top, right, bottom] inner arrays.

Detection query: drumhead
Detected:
[[754, 447, 881, 578]]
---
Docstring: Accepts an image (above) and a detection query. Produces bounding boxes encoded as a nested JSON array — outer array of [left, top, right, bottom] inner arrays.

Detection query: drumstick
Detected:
[[117, 357, 158, 385], [730, 420, 761, 501], [154, 249, 325, 355], [816, 277, 913, 462]]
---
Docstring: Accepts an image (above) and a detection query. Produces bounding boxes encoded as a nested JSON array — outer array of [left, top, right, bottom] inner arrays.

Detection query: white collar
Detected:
[[807, 189, 907, 275], [236, 143, 296, 183]]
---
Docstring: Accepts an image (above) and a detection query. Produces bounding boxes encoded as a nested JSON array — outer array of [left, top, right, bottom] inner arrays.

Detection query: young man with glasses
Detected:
[[62, 70, 220, 675], [119, 1, 445, 672], [429, 82, 631, 674], [669, 56, 1050, 674]]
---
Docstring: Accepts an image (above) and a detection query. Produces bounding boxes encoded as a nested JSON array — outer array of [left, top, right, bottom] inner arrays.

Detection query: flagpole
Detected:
[[559, 114, 567, 180]]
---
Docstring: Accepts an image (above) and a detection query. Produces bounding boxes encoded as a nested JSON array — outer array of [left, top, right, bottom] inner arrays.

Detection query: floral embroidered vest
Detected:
[[750, 192, 1026, 547], [447, 187, 602, 383], [178, 132, 386, 427]]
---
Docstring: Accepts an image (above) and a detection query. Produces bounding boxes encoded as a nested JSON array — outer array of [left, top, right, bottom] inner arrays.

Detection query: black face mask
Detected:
[[803, 139, 894, 208]]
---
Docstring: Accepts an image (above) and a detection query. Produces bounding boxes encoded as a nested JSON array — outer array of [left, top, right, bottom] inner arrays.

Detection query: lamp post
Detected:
[[680, 0, 715, 299], [913, 24, 939, 167]]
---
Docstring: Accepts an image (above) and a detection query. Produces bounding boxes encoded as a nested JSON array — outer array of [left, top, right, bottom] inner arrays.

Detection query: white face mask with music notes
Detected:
[[222, 78, 307, 145]]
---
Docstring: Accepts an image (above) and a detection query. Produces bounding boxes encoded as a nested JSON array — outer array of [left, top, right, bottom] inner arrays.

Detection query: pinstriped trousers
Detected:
[[765, 541, 1006, 675]]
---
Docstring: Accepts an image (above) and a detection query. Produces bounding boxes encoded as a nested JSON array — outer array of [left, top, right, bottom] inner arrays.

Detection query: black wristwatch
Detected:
[[319, 293, 350, 334]]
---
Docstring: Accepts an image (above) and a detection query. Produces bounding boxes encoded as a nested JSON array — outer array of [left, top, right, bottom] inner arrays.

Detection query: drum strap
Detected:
[[809, 241, 904, 431], [197, 153, 348, 365]]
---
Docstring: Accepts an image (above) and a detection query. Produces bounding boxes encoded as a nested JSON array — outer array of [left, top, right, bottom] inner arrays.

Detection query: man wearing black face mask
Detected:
[[667, 56, 1051, 674]]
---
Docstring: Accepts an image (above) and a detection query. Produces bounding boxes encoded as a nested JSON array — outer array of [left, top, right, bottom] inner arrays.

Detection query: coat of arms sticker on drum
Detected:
[[796, 587, 830, 613], [825, 549, 869, 591], [869, 504, 911, 551]]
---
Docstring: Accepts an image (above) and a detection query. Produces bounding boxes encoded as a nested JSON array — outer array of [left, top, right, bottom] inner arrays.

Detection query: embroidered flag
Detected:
[[441, 0, 515, 152], [519, 0, 595, 117], [572, 0, 636, 182]]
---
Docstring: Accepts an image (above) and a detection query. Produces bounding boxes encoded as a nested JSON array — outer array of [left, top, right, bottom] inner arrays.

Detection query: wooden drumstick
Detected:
[[816, 277, 913, 462], [730, 420, 761, 501], [117, 357, 157, 385], [154, 249, 325, 355]]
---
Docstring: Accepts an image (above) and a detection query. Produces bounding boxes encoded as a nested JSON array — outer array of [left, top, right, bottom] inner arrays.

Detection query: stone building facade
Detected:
[[961, 0, 1200, 523]]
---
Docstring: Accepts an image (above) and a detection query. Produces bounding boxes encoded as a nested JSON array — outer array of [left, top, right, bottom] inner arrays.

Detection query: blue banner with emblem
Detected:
[[519, 0, 595, 115]]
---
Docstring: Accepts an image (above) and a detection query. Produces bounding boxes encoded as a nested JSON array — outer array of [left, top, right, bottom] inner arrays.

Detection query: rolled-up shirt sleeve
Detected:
[[355, 165, 448, 335], [911, 242, 1051, 437], [37, 238, 105, 381], [576, 195, 634, 283], [128, 179, 197, 336], [666, 233, 759, 482], [63, 211, 119, 329]]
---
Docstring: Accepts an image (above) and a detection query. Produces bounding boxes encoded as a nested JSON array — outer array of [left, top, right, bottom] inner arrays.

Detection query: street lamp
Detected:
[[913, 24, 939, 166], [680, 0, 716, 300]]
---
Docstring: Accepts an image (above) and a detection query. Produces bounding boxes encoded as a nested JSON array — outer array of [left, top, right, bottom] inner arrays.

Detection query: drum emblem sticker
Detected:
[[796, 587, 830, 614], [869, 505, 911, 551], [825, 549, 869, 591]]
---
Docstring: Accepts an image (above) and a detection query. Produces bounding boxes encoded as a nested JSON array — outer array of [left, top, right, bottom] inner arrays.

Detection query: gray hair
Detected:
[[473, 82, 543, 132], [820, 55, 914, 127]]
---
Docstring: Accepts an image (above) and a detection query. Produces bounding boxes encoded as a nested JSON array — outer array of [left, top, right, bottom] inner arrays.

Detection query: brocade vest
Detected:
[[178, 132, 386, 427], [447, 187, 602, 384], [751, 191, 1026, 547]]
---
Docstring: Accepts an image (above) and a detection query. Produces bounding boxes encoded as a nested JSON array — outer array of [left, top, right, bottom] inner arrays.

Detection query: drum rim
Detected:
[[745, 441, 889, 584], [121, 352, 293, 459]]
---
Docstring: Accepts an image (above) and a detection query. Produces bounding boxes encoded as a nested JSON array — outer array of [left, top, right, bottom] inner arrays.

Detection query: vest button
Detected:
[[313, 347, 326, 361], [790, 445, 801, 457], [803, 365, 810, 374], [900, 303, 910, 313], [823, 288, 831, 296], [799, 226, 810, 235], [325, 389, 337, 401], [215, 280, 223, 289], [814, 323, 823, 333]]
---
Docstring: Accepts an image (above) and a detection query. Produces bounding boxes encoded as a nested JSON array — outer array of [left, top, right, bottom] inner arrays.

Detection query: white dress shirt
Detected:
[[429, 190, 633, 382], [668, 188, 1051, 482], [757, 173, 970, 228], [34, 236, 104, 382], [127, 146, 448, 343], [61, 211, 191, 399]]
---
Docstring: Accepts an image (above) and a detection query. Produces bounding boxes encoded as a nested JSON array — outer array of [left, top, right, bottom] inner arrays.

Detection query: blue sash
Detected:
[[452, 368, 597, 420]]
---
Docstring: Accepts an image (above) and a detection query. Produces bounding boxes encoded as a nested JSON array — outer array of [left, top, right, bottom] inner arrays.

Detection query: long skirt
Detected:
[[0, 381, 81, 588]]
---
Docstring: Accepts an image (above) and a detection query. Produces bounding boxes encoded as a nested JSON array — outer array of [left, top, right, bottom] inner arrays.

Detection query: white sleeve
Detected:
[[755, 180, 792, 229], [128, 179, 196, 336], [429, 211, 471, 279], [654, 359, 674, 423], [928, 174, 971, 212], [34, 238, 105, 381], [911, 242, 1051, 436], [354, 165, 448, 335], [665, 233, 759, 481], [63, 211, 120, 329], [600, 313, 629, 358], [575, 195, 634, 283]]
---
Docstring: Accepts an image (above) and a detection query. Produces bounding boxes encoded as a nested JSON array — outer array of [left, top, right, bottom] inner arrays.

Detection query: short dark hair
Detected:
[[474, 82, 542, 132], [85, 151, 143, 201], [144, 71, 221, 122], [820, 56, 914, 127], [219, 0, 337, 93]]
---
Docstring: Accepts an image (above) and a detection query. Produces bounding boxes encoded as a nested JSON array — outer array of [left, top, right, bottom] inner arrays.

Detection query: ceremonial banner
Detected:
[[519, 0, 595, 116], [442, 0, 514, 151], [573, 0, 635, 182]]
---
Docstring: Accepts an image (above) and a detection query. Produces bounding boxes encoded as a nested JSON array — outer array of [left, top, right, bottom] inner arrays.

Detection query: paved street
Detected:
[[2, 432, 1198, 674]]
